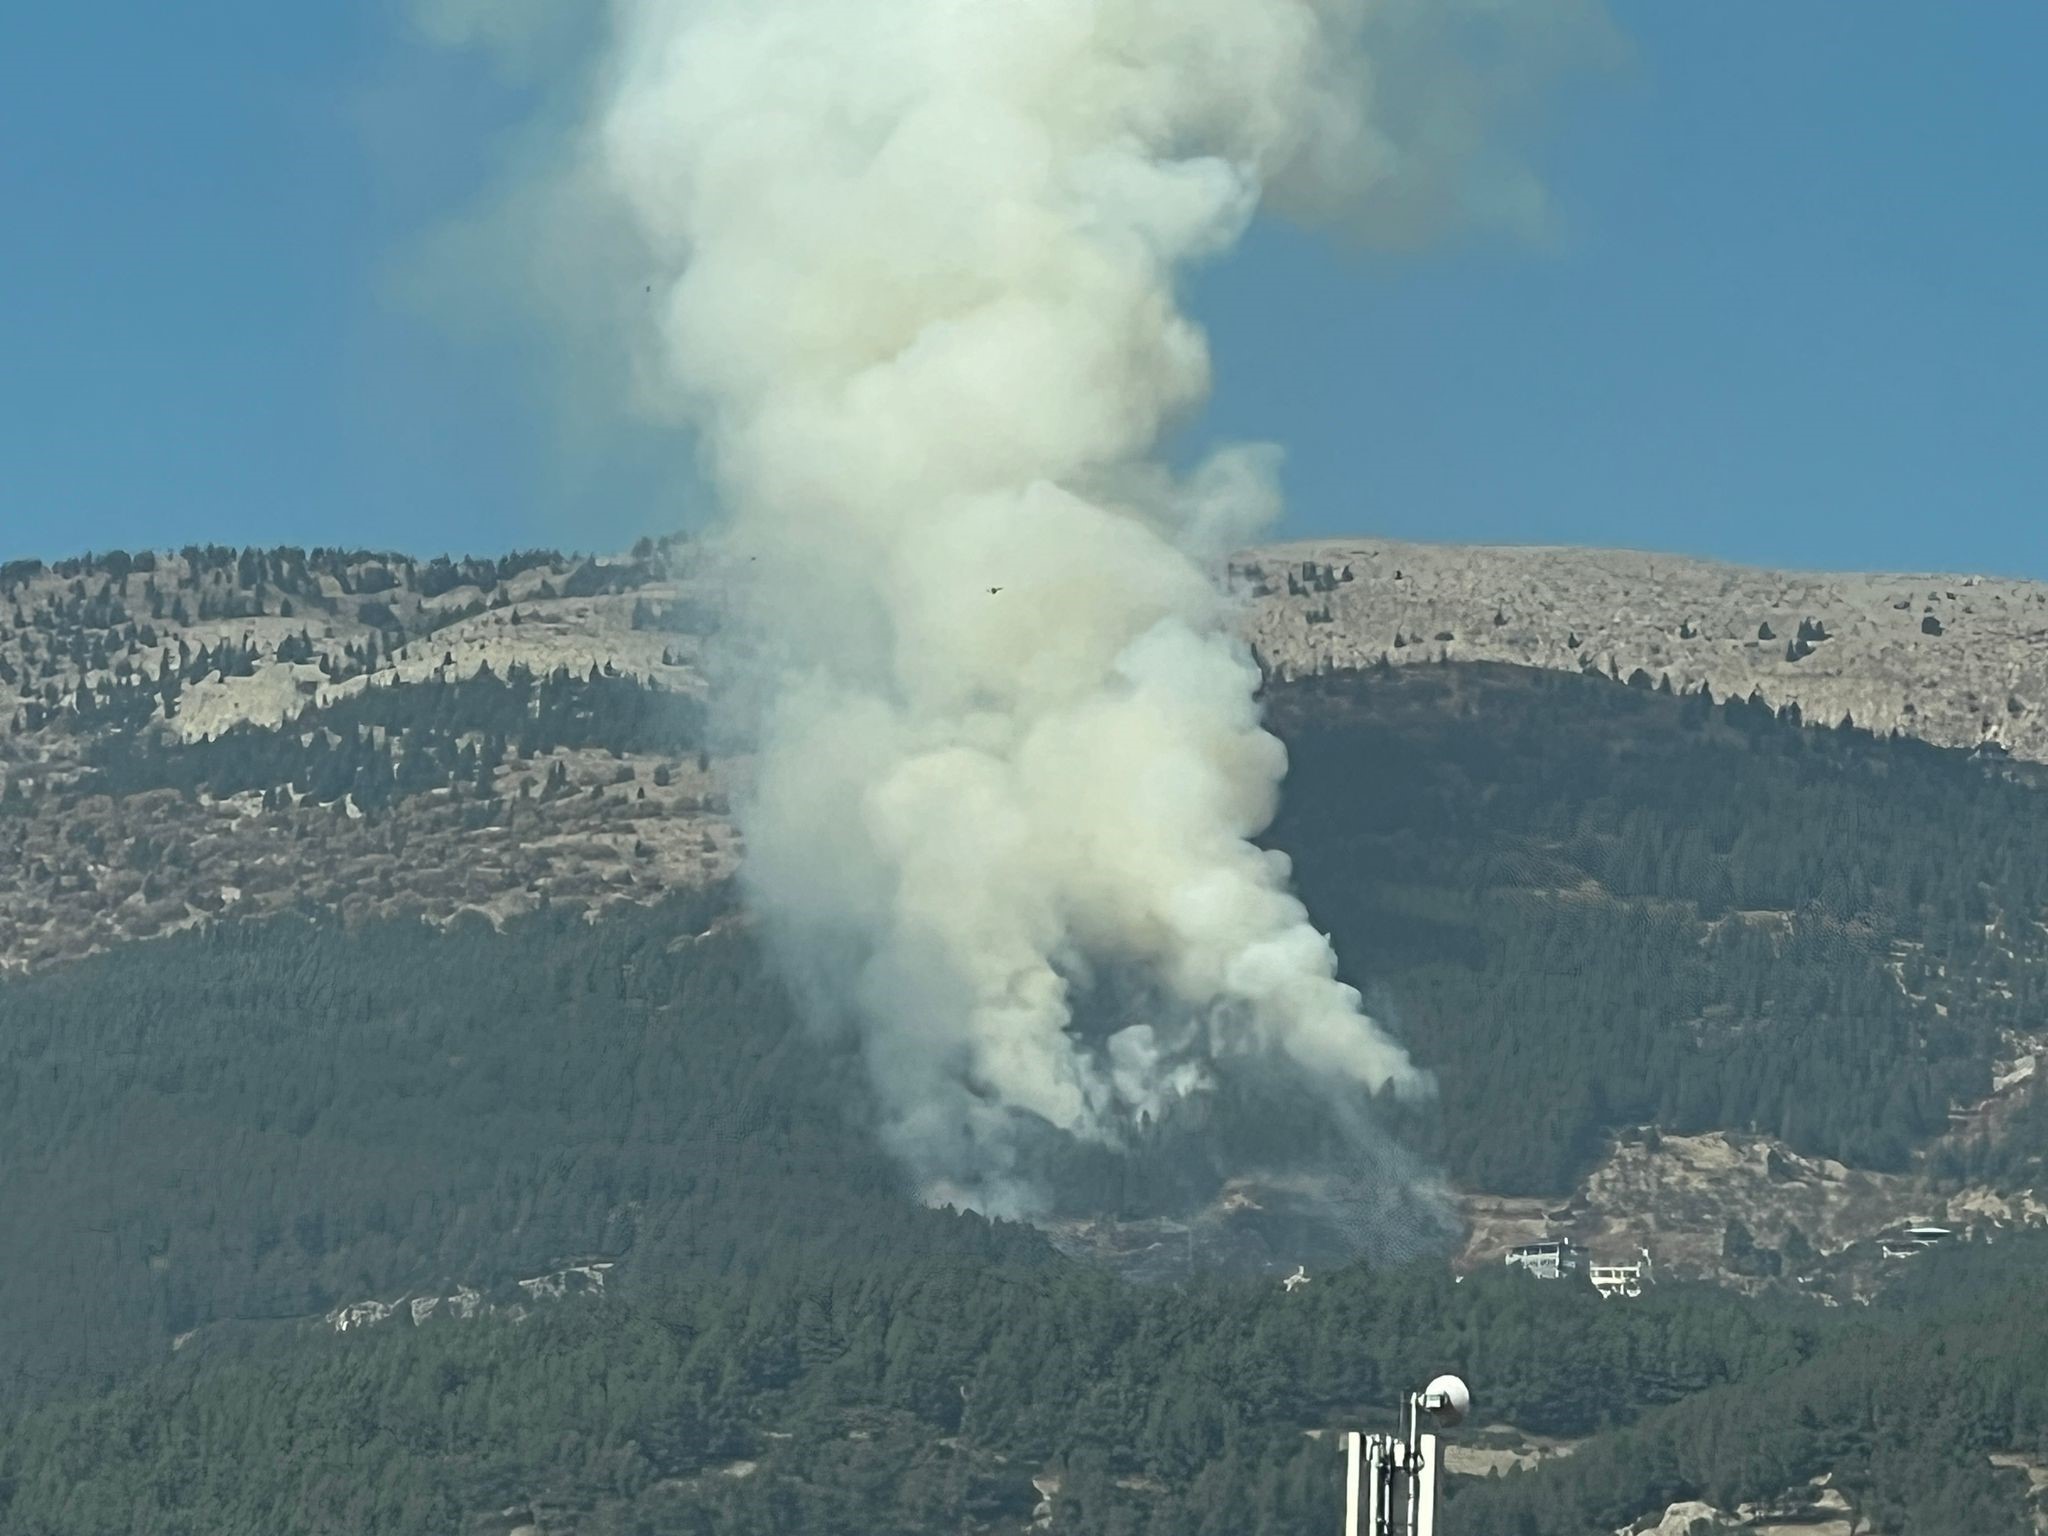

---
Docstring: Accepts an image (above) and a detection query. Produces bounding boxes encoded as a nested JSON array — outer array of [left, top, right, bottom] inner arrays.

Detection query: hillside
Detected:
[[6, 558, 2048, 1328], [6, 1222, 2048, 1536], [1040, 659, 2048, 1302], [0, 542, 739, 971], [8, 537, 2048, 1533], [9, 543, 2048, 1267], [1239, 538, 2048, 762], [11, 536, 2048, 975]]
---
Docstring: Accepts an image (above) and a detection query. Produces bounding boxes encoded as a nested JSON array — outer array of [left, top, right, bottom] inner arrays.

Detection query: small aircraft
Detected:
[[987, 586, 1003, 595], [1283, 1265, 1311, 1293]]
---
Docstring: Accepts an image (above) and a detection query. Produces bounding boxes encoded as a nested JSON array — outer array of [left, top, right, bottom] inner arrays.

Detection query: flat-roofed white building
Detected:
[[1589, 1248, 1653, 1299], [1879, 1225, 1952, 1259], [1504, 1239, 1583, 1280]]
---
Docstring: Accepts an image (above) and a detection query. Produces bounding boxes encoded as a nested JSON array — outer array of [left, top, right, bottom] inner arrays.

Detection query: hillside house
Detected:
[[1590, 1249, 1654, 1299], [1879, 1225, 1953, 1260], [1504, 1239, 1583, 1280]]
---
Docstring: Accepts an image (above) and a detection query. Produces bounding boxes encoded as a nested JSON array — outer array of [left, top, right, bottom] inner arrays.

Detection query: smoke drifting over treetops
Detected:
[[420, 0, 1605, 1216]]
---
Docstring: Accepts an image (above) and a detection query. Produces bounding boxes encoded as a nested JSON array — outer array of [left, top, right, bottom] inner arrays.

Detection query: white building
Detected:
[[1879, 1225, 1952, 1260], [1589, 1249, 1654, 1299], [1504, 1239, 1583, 1280]]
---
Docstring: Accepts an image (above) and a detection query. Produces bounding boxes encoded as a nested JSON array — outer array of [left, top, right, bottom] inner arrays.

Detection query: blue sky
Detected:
[[2, 4, 2043, 575]]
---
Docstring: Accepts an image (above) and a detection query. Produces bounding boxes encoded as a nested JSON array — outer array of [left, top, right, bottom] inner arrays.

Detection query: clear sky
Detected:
[[2, 3, 2043, 576]]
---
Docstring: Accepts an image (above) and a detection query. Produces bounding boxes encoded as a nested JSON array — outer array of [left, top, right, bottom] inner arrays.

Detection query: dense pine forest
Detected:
[[1452, 1241, 2048, 1536], [0, 888, 1047, 1401], [6, 1235, 2048, 1534], [1270, 663, 2048, 1194]]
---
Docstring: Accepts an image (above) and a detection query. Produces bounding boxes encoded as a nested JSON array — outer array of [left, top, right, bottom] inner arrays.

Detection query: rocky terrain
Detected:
[[1461, 1123, 2048, 1304], [1239, 538, 2048, 762], [1454, 1023, 2048, 1300], [12, 535, 2048, 975], [1614, 1459, 2048, 1536], [0, 541, 740, 970]]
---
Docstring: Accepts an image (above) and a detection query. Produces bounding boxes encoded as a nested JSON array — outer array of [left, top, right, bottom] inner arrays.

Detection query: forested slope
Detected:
[[1268, 662, 2048, 1195], [7, 1239, 2048, 1536], [0, 1257, 1832, 1536], [8, 660, 2048, 1405], [1451, 1241, 2048, 1535], [0, 888, 1040, 1401], [6, 649, 2048, 1532]]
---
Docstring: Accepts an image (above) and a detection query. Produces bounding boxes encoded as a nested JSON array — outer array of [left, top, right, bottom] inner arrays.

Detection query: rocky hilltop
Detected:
[[8, 533, 2048, 975], [1238, 538, 2048, 762], [13, 534, 2048, 763]]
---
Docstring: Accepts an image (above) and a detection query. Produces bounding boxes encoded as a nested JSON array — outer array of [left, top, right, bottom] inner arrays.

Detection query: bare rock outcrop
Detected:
[[1237, 539, 2048, 762]]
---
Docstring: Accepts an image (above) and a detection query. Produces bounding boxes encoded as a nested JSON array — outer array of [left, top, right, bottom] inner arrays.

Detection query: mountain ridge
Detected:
[[1240, 536, 2048, 762]]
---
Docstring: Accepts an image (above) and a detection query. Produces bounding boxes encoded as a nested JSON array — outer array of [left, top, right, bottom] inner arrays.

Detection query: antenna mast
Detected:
[[1340, 1376, 1469, 1536]]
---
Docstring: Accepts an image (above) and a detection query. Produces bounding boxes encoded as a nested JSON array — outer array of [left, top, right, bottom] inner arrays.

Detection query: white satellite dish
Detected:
[[1419, 1375, 1470, 1428]]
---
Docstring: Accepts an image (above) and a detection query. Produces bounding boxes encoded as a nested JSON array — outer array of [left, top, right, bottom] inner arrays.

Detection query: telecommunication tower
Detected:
[[1339, 1375, 1469, 1536]]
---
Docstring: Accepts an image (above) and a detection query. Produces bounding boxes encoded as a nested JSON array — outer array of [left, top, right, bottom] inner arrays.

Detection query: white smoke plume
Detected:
[[433, 0, 1605, 1214]]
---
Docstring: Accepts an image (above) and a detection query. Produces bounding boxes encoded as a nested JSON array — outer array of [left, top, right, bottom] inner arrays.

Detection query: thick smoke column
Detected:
[[574, 0, 1569, 1212]]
